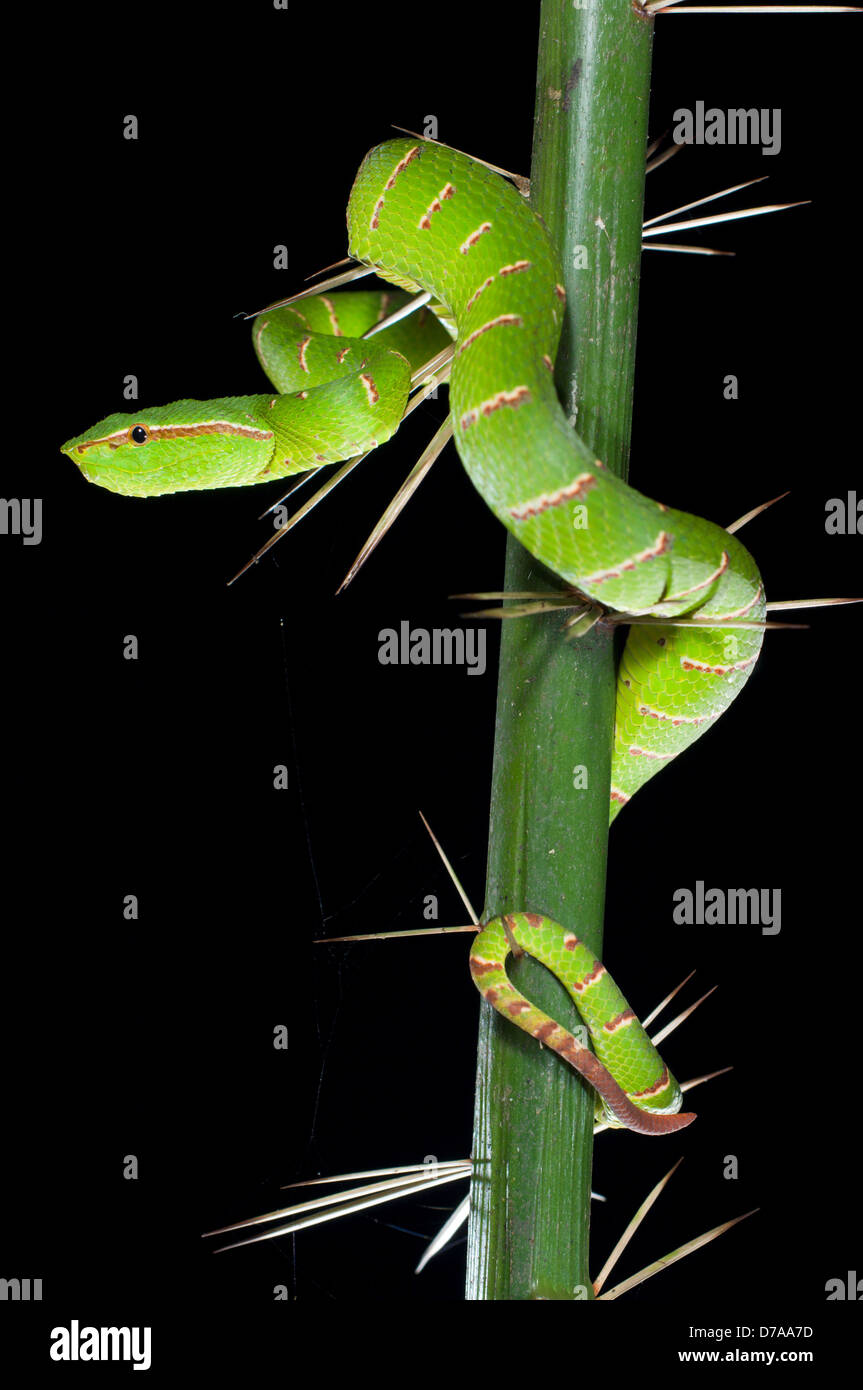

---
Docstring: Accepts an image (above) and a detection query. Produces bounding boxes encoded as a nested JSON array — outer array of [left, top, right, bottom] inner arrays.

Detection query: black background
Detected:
[[4, 0, 860, 1371]]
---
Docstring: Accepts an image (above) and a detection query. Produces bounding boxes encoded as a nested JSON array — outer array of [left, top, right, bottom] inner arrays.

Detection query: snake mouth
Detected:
[[61, 438, 113, 478], [61, 440, 93, 479]]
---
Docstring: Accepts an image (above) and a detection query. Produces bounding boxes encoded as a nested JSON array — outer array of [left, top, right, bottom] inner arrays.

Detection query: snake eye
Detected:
[[129, 425, 149, 445]]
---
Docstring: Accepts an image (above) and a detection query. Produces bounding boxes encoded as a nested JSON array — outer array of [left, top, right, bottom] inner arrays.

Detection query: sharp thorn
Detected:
[[645, 143, 684, 174], [283, 1161, 470, 1189], [257, 466, 324, 520], [362, 291, 433, 338], [641, 970, 696, 1029], [405, 360, 452, 415], [240, 265, 376, 319], [415, 1196, 471, 1274], [303, 255, 356, 281], [315, 924, 477, 943], [643, 242, 735, 256], [453, 589, 584, 621], [336, 420, 452, 593], [596, 1210, 759, 1302], [205, 1169, 461, 1238], [410, 344, 455, 386], [460, 600, 584, 621], [642, 201, 809, 239], [390, 126, 531, 194], [227, 454, 368, 586], [619, 614, 806, 630], [650, 985, 718, 1049], [447, 589, 575, 606], [652, 2, 859, 12], [592, 1159, 684, 1296], [643, 176, 769, 229], [765, 596, 863, 611], [726, 490, 790, 533], [645, 131, 669, 161], [450, 590, 571, 602], [418, 810, 480, 926], [206, 1171, 470, 1252], [680, 1064, 733, 1095]]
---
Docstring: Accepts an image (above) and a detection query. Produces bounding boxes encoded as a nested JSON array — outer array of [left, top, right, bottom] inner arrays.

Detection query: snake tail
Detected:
[[469, 912, 696, 1136]]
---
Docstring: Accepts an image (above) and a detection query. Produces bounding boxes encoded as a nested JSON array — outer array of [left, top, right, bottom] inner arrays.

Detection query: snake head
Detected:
[[61, 399, 275, 496]]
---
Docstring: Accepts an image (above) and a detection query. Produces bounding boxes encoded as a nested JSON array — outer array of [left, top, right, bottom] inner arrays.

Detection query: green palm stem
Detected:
[[465, 0, 654, 1301]]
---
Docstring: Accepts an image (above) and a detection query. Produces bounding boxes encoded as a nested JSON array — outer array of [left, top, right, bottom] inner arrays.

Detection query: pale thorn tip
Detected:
[[362, 290, 433, 339], [390, 126, 531, 194], [650, 985, 717, 1049], [303, 255, 356, 282], [596, 1210, 759, 1301], [257, 466, 324, 520], [726, 490, 790, 534], [592, 1159, 684, 1295], [242, 264, 375, 320], [643, 175, 769, 229], [204, 1169, 470, 1252], [227, 453, 368, 586], [315, 923, 477, 943], [680, 1064, 734, 1095], [418, 809, 480, 926], [641, 201, 809, 240], [641, 969, 696, 1029], [415, 1195, 471, 1274], [643, 242, 735, 256], [336, 419, 453, 593], [648, 1, 859, 12], [766, 596, 863, 611], [645, 143, 685, 175], [284, 1160, 470, 1189]]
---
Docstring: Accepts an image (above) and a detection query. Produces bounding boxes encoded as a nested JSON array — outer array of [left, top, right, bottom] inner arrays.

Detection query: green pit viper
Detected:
[[62, 136, 769, 1135]]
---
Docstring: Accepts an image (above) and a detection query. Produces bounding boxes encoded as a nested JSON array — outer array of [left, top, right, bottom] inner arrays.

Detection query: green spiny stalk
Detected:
[[465, 0, 653, 1301]]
